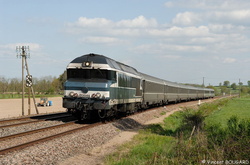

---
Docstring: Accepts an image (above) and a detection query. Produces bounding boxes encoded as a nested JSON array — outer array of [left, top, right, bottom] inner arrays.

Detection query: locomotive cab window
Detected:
[[67, 69, 116, 81]]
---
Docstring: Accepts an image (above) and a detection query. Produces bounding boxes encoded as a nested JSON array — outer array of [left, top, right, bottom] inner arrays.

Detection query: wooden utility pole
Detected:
[[239, 79, 241, 98], [28, 87, 31, 115], [25, 60, 39, 114], [16, 46, 26, 116], [16, 46, 39, 115]]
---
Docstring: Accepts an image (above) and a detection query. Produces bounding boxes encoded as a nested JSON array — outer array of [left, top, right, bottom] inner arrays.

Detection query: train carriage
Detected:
[[164, 81, 179, 103], [139, 73, 165, 107], [204, 88, 214, 98], [188, 86, 200, 100], [178, 84, 190, 101]]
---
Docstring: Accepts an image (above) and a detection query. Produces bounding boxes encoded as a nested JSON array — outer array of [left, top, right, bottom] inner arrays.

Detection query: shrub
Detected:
[[206, 116, 250, 160]]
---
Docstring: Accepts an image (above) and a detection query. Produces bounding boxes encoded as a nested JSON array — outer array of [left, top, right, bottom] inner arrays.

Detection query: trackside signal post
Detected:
[[16, 46, 39, 115]]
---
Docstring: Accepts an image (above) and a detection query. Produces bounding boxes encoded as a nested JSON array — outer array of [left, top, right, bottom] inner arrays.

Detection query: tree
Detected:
[[241, 86, 249, 94], [248, 81, 250, 87], [57, 70, 67, 90], [231, 83, 237, 90], [223, 81, 230, 87], [51, 78, 61, 93], [220, 86, 230, 95], [0, 77, 9, 93]]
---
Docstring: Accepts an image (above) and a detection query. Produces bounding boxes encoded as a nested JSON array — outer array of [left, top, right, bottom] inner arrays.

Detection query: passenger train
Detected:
[[63, 53, 214, 120]]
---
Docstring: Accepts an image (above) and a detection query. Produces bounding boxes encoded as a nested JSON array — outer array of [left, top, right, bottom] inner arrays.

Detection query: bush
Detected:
[[180, 108, 206, 132], [206, 116, 250, 160], [169, 116, 250, 164]]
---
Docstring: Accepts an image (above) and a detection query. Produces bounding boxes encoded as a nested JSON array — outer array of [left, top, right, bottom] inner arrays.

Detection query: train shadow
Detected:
[[112, 118, 144, 132], [30, 112, 78, 123]]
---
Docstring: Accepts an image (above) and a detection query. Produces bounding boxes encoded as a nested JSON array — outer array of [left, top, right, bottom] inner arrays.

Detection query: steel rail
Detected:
[[0, 117, 31, 124]]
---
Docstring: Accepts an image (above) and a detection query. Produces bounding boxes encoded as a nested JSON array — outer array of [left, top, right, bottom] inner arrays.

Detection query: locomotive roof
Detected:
[[69, 53, 139, 75], [71, 53, 108, 64]]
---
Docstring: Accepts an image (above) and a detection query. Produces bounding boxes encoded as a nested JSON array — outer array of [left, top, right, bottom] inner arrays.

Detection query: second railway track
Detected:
[[0, 120, 102, 155], [0, 112, 73, 129]]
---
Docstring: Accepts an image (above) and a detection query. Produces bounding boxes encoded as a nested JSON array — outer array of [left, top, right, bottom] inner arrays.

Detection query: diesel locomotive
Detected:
[[63, 53, 214, 120]]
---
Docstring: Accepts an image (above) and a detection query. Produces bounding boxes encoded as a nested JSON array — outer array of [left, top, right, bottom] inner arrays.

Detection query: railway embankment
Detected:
[[105, 96, 250, 165]]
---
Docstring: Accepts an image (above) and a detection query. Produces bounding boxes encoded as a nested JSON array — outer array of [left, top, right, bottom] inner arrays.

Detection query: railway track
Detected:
[[0, 121, 76, 141], [0, 121, 102, 155], [0, 112, 68, 123], [0, 113, 73, 129]]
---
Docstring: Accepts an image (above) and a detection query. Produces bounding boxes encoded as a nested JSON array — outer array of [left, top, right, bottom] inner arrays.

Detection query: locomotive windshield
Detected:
[[67, 69, 116, 81]]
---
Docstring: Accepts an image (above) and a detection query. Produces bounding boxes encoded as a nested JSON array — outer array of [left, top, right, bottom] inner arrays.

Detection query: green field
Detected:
[[105, 97, 250, 165], [205, 97, 250, 127]]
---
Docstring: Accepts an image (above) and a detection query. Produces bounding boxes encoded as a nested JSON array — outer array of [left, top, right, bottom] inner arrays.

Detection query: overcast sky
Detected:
[[0, 0, 249, 86]]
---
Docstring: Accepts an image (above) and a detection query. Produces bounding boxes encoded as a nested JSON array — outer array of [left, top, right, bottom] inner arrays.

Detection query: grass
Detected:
[[205, 96, 250, 127], [105, 97, 250, 165], [106, 130, 176, 165]]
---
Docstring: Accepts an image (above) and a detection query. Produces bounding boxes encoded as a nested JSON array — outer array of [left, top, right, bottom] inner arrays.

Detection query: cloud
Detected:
[[116, 15, 158, 28], [73, 17, 113, 28], [207, 10, 250, 25], [167, 0, 250, 27], [0, 43, 42, 58], [64, 11, 250, 66], [65, 15, 162, 38], [165, 0, 250, 11], [172, 12, 201, 26], [0, 43, 41, 51], [80, 36, 126, 45], [171, 10, 250, 27], [66, 15, 157, 35], [66, 15, 210, 38], [208, 24, 246, 33], [132, 43, 205, 55], [148, 26, 210, 37], [162, 55, 181, 60], [223, 58, 236, 63]]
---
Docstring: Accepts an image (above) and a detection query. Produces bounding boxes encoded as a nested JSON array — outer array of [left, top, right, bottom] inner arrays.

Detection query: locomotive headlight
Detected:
[[91, 93, 102, 98], [83, 61, 92, 67], [96, 93, 101, 98], [85, 62, 90, 66], [69, 92, 78, 97], [69, 92, 74, 97]]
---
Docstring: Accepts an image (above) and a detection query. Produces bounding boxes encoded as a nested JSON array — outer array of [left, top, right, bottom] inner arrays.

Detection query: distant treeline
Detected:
[[0, 71, 66, 95], [0, 71, 250, 96]]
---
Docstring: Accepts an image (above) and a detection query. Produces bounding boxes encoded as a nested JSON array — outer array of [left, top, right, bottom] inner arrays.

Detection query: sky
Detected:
[[0, 0, 250, 86]]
